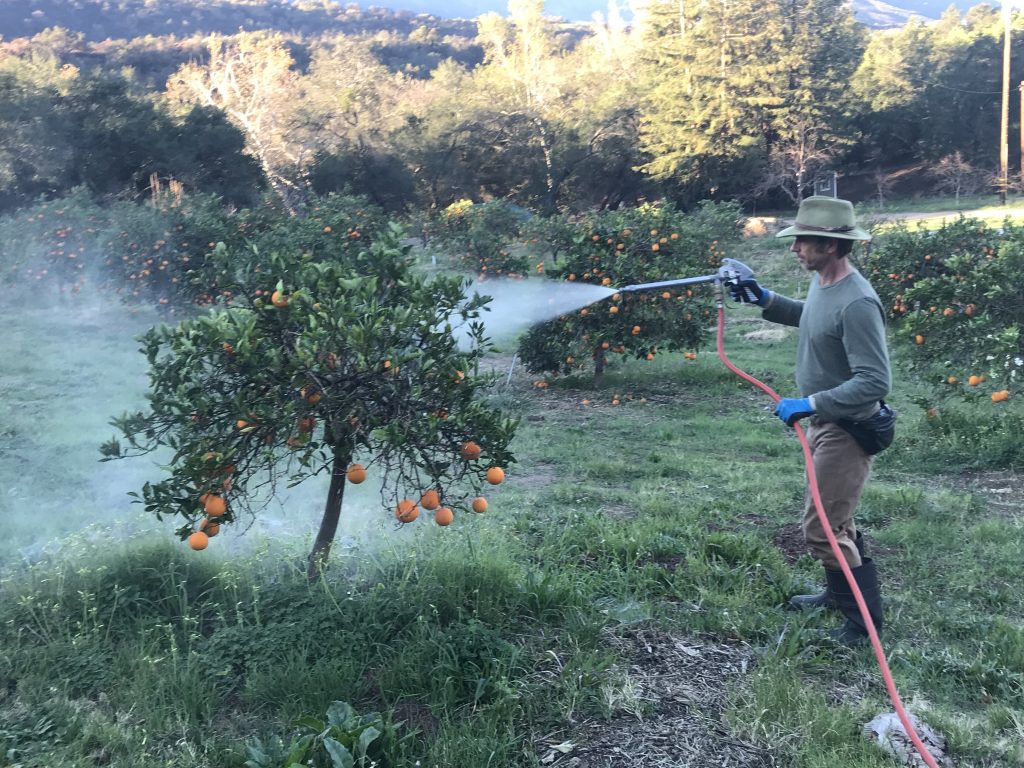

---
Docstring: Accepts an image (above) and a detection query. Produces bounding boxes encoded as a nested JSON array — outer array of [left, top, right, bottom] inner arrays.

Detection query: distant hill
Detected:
[[0, 0, 989, 45]]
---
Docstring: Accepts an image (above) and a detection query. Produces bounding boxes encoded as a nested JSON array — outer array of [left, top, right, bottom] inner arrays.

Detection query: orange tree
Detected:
[[0, 189, 108, 297], [430, 199, 532, 278], [863, 217, 1023, 398], [99, 192, 391, 310], [517, 201, 742, 378], [101, 224, 517, 578]]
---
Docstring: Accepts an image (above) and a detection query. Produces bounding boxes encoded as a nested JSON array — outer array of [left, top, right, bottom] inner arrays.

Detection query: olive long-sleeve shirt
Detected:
[[762, 270, 891, 422]]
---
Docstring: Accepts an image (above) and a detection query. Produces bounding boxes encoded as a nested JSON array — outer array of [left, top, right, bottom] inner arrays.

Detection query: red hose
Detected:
[[714, 301, 940, 768]]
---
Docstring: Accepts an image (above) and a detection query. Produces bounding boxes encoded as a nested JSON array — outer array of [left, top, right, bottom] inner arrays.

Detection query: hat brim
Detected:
[[776, 224, 872, 241]]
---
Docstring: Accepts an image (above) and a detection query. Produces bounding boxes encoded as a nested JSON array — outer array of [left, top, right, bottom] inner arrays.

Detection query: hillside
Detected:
[[0, 0, 978, 45]]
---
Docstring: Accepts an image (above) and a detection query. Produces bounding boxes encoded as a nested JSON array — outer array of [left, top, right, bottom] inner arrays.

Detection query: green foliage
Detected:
[[429, 199, 532, 277], [863, 217, 1023, 393], [517, 201, 742, 376], [637, 0, 863, 201], [103, 223, 517, 547], [245, 701, 391, 768]]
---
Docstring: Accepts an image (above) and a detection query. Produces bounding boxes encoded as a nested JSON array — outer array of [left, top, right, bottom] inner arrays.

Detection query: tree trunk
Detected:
[[593, 345, 607, 385], [306, 448, 351, 581]]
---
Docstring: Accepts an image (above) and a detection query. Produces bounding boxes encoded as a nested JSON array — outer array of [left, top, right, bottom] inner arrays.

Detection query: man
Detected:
[[731, 196, 891, 645]]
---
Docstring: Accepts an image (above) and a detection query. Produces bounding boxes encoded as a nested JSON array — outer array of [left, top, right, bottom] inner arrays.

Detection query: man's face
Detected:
[[790, 236, 835, 272]]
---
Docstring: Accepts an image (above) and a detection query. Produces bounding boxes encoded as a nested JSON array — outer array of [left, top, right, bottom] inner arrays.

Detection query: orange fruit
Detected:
[[965, 303, 976, 316], [943, 307, 955, 317], [992, 390, 1010, 402], [346, 464, 367, 484], [661, 292, 670, 299], [485, 467, 505, 485], [323, 225, 332, 233], [271, 290, 289, 308], [914, 334, 924, 345], [968, 375, 982, 387], [460, 441, 482, 461], [236, 419, 249, 430], [188, 531, 209, 550], [420, 489, 440, 510], [395, 499, 419, 523], [199, 518, 220, 537], [947, 376, 958, 385], [203, 495, 226, 517], [471, 496, 488, 514], [435, 507, 454, 526], [609, 305, 619, 314]]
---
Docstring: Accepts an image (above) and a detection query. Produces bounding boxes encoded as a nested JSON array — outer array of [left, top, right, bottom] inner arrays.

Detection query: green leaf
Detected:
[[355, 725, 382, 758], [326, 701, 357, 729], [323, 737, 355, 768]]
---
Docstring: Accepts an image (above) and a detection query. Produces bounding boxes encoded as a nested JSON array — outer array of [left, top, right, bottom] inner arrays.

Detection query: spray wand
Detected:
[[617, 257, 754, 296], [610, 259, 942, 768]]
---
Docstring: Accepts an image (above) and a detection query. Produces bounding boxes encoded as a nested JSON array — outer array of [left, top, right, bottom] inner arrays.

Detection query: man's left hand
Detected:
[[775, 397, 815, 427]]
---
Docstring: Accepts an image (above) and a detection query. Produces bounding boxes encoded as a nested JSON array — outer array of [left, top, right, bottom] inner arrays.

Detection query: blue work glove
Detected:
[[775, 397, 815, 427], [729, 278, 772, 307]]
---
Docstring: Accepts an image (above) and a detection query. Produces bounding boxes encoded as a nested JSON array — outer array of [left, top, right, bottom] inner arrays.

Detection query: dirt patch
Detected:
[[538, 627, 773, 768], [508, 461, 559, 491], [391, 698, 439, 737], [954, 470, 1024, 521], [771, 523, 807, 564]]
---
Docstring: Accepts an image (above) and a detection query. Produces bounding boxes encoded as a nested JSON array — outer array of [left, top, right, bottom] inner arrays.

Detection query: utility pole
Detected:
[[1000, 1, 1011, 204]]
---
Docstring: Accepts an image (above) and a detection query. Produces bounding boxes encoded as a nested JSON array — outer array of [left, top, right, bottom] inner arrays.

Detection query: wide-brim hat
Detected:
[[776, 196, 871, 241]]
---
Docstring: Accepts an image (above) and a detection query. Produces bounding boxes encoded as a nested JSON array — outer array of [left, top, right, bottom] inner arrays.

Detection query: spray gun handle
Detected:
[[717, 258, 754, 286]]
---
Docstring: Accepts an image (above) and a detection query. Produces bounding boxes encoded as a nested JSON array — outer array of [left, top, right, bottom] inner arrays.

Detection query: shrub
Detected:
[[430, 199, 532, 278], [517, 201, 742, 377], [863, 217, 1023, 394]]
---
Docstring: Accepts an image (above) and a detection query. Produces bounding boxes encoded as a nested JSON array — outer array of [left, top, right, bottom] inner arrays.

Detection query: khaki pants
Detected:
[[802, 419, 873, 569]]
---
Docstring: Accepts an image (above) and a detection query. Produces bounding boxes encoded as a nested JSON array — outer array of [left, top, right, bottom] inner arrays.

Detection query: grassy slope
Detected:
[[1, 241, 1022, 767]]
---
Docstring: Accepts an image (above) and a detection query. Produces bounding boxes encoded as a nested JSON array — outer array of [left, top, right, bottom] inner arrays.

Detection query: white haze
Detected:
[[0, 296, 401, 567], [0, 274, 616, 566], [461, 277, 617, 347]]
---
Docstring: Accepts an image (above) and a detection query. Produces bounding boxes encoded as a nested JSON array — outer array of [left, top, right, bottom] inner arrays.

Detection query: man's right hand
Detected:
[[729, 278, 772, 307]]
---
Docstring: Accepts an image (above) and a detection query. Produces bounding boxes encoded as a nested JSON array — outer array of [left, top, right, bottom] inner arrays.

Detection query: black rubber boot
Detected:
[[788, 532, 867, 611], [826, 559, 884, 646]]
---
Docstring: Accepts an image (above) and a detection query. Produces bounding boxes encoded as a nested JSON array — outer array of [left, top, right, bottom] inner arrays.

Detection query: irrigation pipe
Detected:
[[712, 291, 940, 768]]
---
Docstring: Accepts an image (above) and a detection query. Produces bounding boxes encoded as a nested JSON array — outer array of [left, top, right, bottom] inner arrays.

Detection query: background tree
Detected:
[[297, 35, 416, 211], [166, 32, 306, 209], [931, 151, 985, 206], [636, 0, 863, 204]]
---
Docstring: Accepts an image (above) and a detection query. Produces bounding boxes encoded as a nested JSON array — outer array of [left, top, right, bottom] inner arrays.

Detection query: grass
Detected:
[[2, 241, 1024, 767]]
